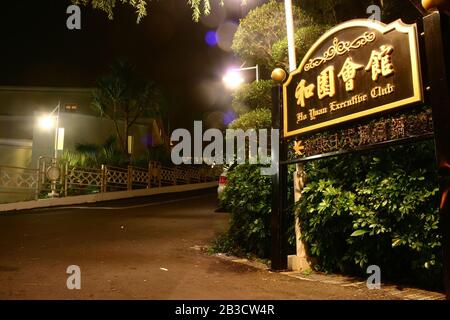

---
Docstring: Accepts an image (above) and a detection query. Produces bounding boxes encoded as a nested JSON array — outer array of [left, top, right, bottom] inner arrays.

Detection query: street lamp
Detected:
[[223, 64, 259, 89], [38, 115, 56, 130], [38, 102, 63, 160], [38, 102, 64, 198]]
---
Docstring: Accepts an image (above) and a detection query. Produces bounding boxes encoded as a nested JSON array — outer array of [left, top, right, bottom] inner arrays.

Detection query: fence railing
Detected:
[[0, 165, 39, 200], [0, 159, 221, 204]]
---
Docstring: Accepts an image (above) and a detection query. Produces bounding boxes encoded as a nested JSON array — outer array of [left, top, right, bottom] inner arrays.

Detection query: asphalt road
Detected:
[[0, 190, 391, 300]]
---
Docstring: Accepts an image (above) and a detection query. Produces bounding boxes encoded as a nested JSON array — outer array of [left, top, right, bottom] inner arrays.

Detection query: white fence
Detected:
[[0, 158, 221, 204]]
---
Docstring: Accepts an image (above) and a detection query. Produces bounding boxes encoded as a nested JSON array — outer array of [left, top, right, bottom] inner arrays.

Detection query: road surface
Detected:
[[0, 190, 391, 299]]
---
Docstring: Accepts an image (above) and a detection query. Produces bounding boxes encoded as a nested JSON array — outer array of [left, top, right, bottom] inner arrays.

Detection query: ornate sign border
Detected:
[[282, 19, 423, 138]]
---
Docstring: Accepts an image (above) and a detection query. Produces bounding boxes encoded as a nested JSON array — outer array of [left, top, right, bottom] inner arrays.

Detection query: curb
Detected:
[[210, 252, 445, 300], [0, 182, 218, 213]]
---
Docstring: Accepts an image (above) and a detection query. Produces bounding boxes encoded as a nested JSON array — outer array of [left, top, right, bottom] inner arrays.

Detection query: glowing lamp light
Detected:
[[223, 70, 244, 89], [422, 0, 450, 10], [38, 115, 56, 130]]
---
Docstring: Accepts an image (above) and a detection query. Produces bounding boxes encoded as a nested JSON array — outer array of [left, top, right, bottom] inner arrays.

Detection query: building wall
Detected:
[[0, 142, 34, 204], [0, 143, 32, 167], [0, 116, 34, 167], [0, 86, 164, 169], [0, 86, 94, 117], [31, 113, 155, 167]]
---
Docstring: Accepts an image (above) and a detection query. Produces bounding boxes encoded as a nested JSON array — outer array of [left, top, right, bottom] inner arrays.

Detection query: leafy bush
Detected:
[[231, 0, 314, 69], [231, 81, 272, 114], [297, 141, 442, 288], [62, 135, 170, 169], [211, 107, 295, 259], [272, 24, 332, 65], [228, 108, 272, 131], [218, 165, 274, 257], [61, 135, 128, 168], [214, 164, 296, 258]]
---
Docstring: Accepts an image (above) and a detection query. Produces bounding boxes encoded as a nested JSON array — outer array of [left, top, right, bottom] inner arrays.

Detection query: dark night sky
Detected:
[[0, 0, 263, 130]]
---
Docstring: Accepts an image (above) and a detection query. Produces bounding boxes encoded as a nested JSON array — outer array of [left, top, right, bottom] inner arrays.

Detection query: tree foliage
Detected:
[[297, 141, 442, 288], [272, 24, 332, 68], [216, 163, 296, 258], [298, 0, 420, 24], [74, 0, 241, 23], [231, 0, 314, 70], [231, 80, 272, 114], [62, 135, 170, 169], [62, 135, 128, 168], [73, 0, 148, 23], [228, 108, 271, 131], [74, 0, 423, 24], [218, 165, 273, 257], [92, 61, 161, 156], [298, 0, 376, 24]]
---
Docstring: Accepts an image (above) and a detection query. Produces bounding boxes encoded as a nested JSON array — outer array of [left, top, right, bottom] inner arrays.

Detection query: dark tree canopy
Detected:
[[75, 0, 424, 24], [231, 0, 315, 70], [92, 61, 161, 155]]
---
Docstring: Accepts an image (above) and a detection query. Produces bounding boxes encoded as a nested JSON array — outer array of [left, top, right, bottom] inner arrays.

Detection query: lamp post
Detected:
[[284, 0, 297, 72], [38, 102, 63, 198], [53, 102, 61, 160], [38, 102, 63, 159], [271, 68, 288, 270], [223, 64, 259, 89]]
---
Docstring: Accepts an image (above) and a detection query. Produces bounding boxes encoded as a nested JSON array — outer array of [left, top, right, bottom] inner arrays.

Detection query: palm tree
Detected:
[[92, 61, 161, 158], [62, 135, 128, 168]]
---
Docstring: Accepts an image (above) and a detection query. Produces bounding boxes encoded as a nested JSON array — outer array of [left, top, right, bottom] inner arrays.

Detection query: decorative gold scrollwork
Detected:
[[304, 32, 376, 72]]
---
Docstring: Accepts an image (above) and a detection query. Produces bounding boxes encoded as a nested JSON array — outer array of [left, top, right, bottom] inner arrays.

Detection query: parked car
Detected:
[[217, 171, 228, 197], [217, 163, 236, 198]]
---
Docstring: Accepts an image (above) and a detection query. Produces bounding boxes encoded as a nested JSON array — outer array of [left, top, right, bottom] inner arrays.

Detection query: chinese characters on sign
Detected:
[[283, 20, 423, 139], [288, 108, 434, 160], [338, 57, 364, 91], [365, 45, 395, 81]]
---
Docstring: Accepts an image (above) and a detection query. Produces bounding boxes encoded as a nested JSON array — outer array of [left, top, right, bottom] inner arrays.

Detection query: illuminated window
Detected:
[[65, 104, 78, 112]]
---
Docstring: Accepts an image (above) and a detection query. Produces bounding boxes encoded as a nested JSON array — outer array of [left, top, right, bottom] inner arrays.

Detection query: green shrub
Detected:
[[211, 106, 295, 259], [228, 108, 272, 131], [213, 129, 441, 288], [62, 135, 170, 169], [272, 24, 332, 65], [297, 140, 442, 288], [214, 164, 296, 258], [218, 165, 273, 257], [231, 81, 272, 115], [231, 0, 314, 69], [61, 135, 129, 168]]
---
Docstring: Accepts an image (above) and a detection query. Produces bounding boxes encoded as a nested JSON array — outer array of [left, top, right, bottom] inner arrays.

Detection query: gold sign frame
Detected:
[[282, 19, 423, 138]]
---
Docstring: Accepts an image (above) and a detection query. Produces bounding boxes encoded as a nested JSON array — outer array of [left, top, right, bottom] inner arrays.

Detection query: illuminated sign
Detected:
[[283, 19, 423, 138]]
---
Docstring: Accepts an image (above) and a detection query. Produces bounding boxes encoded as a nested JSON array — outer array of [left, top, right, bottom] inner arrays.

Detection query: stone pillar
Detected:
[[288, 163, 313, 271]]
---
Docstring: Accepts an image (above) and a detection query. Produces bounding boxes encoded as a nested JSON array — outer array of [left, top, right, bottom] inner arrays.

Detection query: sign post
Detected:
[[423, 10, 450, 299], [271, 68, 288, 271]]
